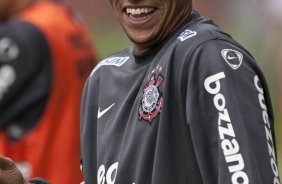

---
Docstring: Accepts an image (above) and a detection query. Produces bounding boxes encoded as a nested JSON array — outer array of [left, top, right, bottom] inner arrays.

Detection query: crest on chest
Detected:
[[139, 74, 164, 123]]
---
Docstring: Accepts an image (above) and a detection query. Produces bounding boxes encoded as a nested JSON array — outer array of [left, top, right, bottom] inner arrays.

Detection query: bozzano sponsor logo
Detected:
[[254, 75, 280, 184], [204, 72, 249, 184]]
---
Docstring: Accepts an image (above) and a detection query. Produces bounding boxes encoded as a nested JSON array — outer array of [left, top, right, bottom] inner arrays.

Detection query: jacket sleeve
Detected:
[[0, 20, 51, 129], [185, 39, 280, 183]]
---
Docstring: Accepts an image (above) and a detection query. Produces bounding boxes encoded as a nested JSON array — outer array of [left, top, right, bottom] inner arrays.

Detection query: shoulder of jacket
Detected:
[[90, 47, 132, 77], [176, 22, 232, 49], [0, 19, 46, 47]]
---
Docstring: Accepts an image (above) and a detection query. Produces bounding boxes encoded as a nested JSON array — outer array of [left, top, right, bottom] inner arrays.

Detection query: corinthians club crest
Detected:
[[139, 75, 164, 123]]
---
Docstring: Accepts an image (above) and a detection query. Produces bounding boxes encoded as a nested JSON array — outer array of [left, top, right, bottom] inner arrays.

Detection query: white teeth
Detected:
[[126, 8, 154, 15]]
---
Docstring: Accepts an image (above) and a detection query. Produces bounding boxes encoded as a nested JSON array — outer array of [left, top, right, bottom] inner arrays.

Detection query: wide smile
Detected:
[[123, 7, 157, 25]]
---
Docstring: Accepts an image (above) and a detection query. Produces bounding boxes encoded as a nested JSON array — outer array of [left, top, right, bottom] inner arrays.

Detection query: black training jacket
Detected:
[[80, 11, 280, 184]]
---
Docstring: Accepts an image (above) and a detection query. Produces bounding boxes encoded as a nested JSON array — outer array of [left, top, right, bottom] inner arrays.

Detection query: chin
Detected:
[[128, 32, 155, 45]]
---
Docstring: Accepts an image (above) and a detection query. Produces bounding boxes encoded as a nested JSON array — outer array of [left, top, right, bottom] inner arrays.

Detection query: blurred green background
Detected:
[[68, 0, 281, 175]]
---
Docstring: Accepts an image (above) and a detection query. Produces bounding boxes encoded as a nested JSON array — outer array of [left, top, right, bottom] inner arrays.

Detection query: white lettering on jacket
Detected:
[[90, 57, 129, 76], [97, 162, 119, 184], [204, 72, 249, 184], [0, 65, 16, 101], [254, 75, 280, 184]]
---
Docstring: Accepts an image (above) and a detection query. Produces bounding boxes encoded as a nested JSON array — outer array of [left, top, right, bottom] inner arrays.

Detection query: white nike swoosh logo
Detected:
[[97, 103, 115, 119], [227, 56, 237, 60]]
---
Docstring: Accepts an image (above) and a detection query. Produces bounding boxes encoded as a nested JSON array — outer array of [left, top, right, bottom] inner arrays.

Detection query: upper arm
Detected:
[[185, 39, 279, 183], [0, 20, 51, 127]]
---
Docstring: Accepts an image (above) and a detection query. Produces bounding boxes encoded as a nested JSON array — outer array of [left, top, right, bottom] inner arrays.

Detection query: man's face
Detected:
[[109, 0, 191, 54]]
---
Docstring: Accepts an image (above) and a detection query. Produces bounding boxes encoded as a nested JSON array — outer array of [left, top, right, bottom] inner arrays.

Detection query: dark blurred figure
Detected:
[[0, 0, 97, 183]]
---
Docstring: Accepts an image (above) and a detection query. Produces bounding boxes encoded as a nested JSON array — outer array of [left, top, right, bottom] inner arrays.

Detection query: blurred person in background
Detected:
[[0, 0, 280, 184], [0, 0, 97, 183]]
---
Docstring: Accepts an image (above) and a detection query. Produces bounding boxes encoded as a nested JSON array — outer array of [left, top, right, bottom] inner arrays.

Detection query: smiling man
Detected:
[[0, 0, 281, 184], [79, 0, 280, 183]]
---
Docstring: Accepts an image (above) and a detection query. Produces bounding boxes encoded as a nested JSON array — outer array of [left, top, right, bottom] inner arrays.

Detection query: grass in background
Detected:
[[89, 22, 131, 60]]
